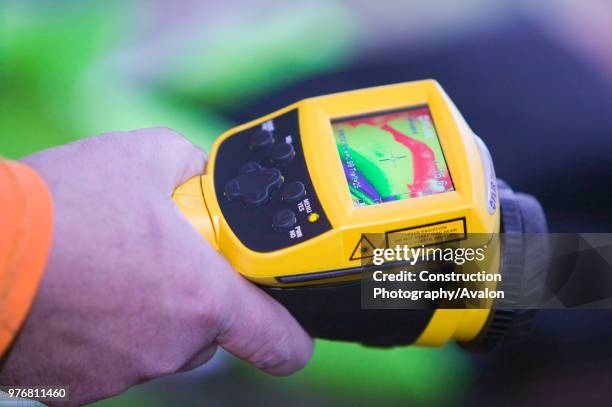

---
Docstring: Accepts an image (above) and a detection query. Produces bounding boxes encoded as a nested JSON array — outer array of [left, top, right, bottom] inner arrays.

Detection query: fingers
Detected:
[[216, 271, 313, 376], [22, 127, 209, 196], [175, 140, 208, 185], [139, 127, 208, 188], [110, 127, 208, 192], [176, 345, 218, 373]]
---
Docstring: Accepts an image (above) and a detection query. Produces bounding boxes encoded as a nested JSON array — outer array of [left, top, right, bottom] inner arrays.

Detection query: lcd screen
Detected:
[[333, 106, 454, 207]]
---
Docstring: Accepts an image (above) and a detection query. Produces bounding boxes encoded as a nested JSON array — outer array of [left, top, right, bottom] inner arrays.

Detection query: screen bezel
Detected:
[[297, 81, 477, 232]]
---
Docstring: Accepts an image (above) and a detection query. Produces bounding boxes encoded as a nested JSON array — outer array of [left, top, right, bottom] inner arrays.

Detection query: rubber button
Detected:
[[266, 168, 282, 185], [240, 161, 261, 175], [250, 130, 274, 150], [272, 209, 297, 232], [281, 181, 306, 204], [224, 179, 241, 199], [243, 189, 269, 206], [270, 142, 295, 165], [224, 166, 283, 206]]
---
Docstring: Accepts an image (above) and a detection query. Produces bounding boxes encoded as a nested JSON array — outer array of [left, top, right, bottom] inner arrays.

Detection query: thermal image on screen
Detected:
[[333, 106, 454, 207]]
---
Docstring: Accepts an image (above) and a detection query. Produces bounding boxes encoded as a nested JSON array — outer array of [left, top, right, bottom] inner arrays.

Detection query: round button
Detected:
[[224, 179, 241, 200], [272, 209, 297, 232], [270, 142, 295, 165], [264, 168, 283, 187], [243, 189, 269, 206], [240, 161, 261, 175], [281, 181, 306, 204], [250, 130, 274, 150]]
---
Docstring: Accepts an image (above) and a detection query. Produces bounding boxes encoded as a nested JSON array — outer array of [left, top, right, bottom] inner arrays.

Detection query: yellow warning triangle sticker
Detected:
[[350, 235, 377, 260]]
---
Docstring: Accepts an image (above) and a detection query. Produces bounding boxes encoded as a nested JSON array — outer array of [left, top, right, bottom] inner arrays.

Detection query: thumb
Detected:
[[216, 271, 313, 376]]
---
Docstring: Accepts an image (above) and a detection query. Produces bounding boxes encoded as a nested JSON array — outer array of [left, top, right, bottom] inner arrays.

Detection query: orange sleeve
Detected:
[[0, 160, 53, 356]]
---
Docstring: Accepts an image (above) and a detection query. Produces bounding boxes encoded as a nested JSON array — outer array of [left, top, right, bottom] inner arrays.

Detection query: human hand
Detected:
[[0, 129, 312, 405]]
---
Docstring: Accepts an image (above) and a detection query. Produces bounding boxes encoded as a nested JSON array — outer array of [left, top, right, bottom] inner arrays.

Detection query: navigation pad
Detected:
[[213, 109, 332, 253], [224, 163, 282, 206]]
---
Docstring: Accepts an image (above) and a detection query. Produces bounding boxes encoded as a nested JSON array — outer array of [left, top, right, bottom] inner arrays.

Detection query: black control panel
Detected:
[[213, 109, 332, 252]]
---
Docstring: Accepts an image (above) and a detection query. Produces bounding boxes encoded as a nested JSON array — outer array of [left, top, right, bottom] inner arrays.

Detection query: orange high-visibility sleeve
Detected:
[[0, 160, 53, 356]]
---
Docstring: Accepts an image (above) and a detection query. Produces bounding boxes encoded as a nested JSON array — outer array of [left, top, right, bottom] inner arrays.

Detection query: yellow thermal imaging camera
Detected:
[[173, 80, 547, 349]]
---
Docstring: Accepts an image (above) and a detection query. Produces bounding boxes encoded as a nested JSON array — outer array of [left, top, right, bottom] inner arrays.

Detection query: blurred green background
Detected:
[[0, 0, 358, 157]]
